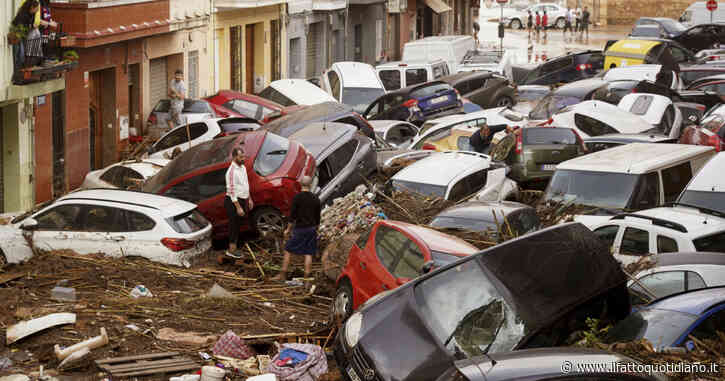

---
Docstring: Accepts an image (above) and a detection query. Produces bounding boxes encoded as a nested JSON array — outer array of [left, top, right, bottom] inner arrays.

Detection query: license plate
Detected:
[[347, 367, 362, 381], [430, 95, 449, 104], [541, 164, 557, 171]]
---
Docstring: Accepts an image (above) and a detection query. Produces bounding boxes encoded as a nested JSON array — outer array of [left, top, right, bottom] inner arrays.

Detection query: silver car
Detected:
[[146, 99, 216, 138]]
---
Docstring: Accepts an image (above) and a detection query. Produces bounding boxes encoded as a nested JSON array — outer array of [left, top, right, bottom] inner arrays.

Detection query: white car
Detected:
[[258, 79, 337, 107], [402, 35, 475, 74], [549, 100, 656, 139], [458, 49, 521, 79], [617, 93, 683, 139], [147, 99, 216, 134], [590, 205, 725, 265], [602, 65, 683, 90], [147, 117, 261, 160], [376, 59, 451, 91], [321, 62, 387, 114], [678, 151, 725, 215], [390, 151, 519, 202], [502, 3, 568, 29], [369, 120, 419, 149], [81, 158, 169, 190], [0, 189, 212, 268]]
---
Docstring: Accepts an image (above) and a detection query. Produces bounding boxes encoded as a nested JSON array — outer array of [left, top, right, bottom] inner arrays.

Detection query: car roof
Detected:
[[440, 71, 494, 84], [288, 122, 356, 158], [553, 78, 608, 96], [434, 201, 532, 221], [562, 100, 654, 133], [120, 159, 169, 178], [606, 39, 663, 55], [58, 189, 196, 218], [583, 133, 673, 143], [646, 286, 725, 315], [623, 205, 725, 236], [382, 220, 479, 255], [603, 64, 664, 82], [268, 79, 337, 105], [392, 151, 489, 186], [376, 59, 446, 69], [331, 62, 381, 88], [262, 101, 354, 136], [685, 152, 725, 192], [647, 252, 725, 268], [557, 143, 713, 174], [210, 90, 283, 109]]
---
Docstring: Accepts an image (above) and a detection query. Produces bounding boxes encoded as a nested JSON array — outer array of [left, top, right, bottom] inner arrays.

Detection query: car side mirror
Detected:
[[420, 260, 435, 274], [396, 277, 411, 286], [20, 218, 38, 231]]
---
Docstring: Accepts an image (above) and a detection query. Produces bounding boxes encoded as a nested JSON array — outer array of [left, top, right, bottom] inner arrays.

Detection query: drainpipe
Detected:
[[344, 0, 349, 59]]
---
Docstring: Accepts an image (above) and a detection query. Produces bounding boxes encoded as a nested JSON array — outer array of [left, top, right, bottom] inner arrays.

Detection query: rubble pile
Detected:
[[318, 185, 383, 246]]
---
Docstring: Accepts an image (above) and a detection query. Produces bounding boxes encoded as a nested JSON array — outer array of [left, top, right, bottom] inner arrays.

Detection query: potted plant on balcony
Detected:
[[62, 50, 79, 62], [7, 24, 29, 45]]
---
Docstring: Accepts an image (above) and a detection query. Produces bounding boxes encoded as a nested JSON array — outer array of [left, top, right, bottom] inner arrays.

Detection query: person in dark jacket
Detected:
[[469, 119, 512, 154], [11, 0, 40, 83], [273, 176, 322, 281]]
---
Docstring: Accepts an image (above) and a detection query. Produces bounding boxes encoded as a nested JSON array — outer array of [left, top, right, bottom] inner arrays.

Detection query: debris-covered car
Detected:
[[1, 189, 212, 267], [429, 201, 540, 240], [362, 81, 463, 126], [148, 118, 262, 160], [321, 62, 387, 114], [547, 100, 658, 139], [334, 223, 630, 381], [261, 101, 375, 139], [389, 151, 518, 202], [617, 93, 683, 139], [288, 122, 376, 205], [332, 220, 478, 319], [81, 158, 169, 190], [527, 79, 607, 121], [369, 120, 419, 149], [143, 131, 316, 237]]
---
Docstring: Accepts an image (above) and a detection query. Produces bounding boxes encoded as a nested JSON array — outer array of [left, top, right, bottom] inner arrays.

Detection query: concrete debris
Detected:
[[206, 283, 235, 299], [6, 313, 76, 345], [57, 347, 90, 370]]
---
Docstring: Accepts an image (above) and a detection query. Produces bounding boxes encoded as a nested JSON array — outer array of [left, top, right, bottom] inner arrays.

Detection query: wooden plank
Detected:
[[114, 364, 201, 377], [102, 358, 195, 372], [0, 272, 24, 285], [95, 352, 179, 365]]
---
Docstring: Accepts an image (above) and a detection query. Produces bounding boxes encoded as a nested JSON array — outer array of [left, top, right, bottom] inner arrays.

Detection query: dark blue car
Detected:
[[362, 81, 462, 126], [607, 287, 725, 351]]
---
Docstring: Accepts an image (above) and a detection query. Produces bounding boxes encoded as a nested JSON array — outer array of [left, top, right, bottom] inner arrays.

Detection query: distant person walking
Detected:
[[167, 69, 186, 130], [224, 148, 251, 259], [581, 6, 590, 39], [473, 21, 480, 47], [563, 8, 574, 37], [574, 7, 582, 32], [527, 10, 533, 39], [535, 11, 541, 37], [542, 11, 548, 39]]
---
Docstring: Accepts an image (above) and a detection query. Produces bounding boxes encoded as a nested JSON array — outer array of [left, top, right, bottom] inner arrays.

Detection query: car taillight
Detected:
[[403, 99, 418, 108], [575, 64, 592, 71], [147, 114, 157, 127], [708, 134, 723, 152], [538, 118, 554, 127], [161, 238, 195, 252], [515, 131, 523, 154], [422, 143, 436, 150]]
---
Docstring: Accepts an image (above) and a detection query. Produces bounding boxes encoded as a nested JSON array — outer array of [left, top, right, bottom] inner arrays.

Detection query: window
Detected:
[[35, 205, 84, 231], [630, 172, 660, 209], [355, 225, 374, 249], [383, 95, 406, 111], [454, 82, 470, 94], [700, 83, 725, 94], [258, 86, 295, 107], [690, 309, 725, 341], [379, 70, 401, 91], [411, 83, 452, 98], [659, 105, 676, 135], [628, 95, 654, 115], [574, 113, 618, 136], [542, 57, 573, 74], [620, 227, 650, 255], [254, 133, 290, 176], [328, 140, 358, 177], [467, 77, 486, 91], [694, 231, 725, 252], [84, 206, 125, 232], [593, 225, 619, 250], [224, 99, 263, 119], [634, 271, 685, 299], [393, 241, 425, 279], [154, 128, 188, 152], [327, 70, 341, 100], [687, 271, 707, 290], [123, 210, 156, 232], [457, 136, 472, 151], [448, 170, 487, 202], [100, 167, 124, 187], [167, 209, 209, 233], [166, 168, 227, 203], [656, 235, 678, 253], [661, 162, 692, 203], [365, 100, 381, 118], [668, 46, 689, 63], [374, 226, 409, 272], [406, 69, 427, 87]]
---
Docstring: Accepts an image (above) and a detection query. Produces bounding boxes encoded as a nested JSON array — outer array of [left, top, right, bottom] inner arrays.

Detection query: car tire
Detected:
[[555, 17, 566, 29], [332, 278, 354, 322], [510, 19, 522, 29], [496, 96, 514, 107], [252, 207, 285, 237]]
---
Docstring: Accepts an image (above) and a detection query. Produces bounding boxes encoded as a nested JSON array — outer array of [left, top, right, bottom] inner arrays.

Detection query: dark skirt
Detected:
[[284, 226, 318, 255]]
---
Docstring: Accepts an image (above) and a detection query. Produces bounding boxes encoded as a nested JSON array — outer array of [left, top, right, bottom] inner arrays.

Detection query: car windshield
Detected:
[[606, 308, 697, 349], [679, 190, 725, 215], [342, 88, 386, 114], [430, 216, 499, 234], [544, 170, 640, 211], [253, 133, 290, 176], [416, 259, 524, 357], [183, 100, 212, 114], [431, 250, 465, 266], [523, 128, 577, 145], [659, 19, 686, 33], [411, 83, 452, 99], [392, 180, 447, 198], [529, 95, 582, 120]]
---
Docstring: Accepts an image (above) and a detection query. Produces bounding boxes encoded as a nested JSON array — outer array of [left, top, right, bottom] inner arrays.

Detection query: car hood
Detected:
[[672, 24, 725, 54], [355, 223, 628, 381]]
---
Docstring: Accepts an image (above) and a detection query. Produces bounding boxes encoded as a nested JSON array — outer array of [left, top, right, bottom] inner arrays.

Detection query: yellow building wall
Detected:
[[2, 99, 34, 212]]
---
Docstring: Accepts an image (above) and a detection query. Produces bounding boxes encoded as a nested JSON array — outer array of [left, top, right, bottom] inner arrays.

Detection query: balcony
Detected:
[[9, 30, 78, 86]]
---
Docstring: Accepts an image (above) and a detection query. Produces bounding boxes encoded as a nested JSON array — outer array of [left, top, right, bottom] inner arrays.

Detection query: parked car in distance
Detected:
[[402, 35, 475, 73], [458, 48, 520, 77], [543, 143, 715, 228], [261, 101, 374, 139], [376, 59, 451, 91], [440, 71, 517, 109], [514, 50, 604, 86], [502, 3, 568, 29], [363, 81, 462, 126], [369, 120, 419, 148], [629, 24, 667, 39], [335, 223, 630, 381], [547, 100, 656, 139], [81, 158, 169, 190], [389, 151, 519, 202], [287, 122, 376, 205], [2, 189, 212, 267], [147, 118, 261, 160], [606, 287, 725, 351], [679, 103, 725, 150], [332, 220, 478, 319], [631, 17, 688, 39], [629, 252, 725, 305], [583, 133, 676, 152], [321, 62, 387, 114], [204, 90, 291, 122], [437, 348, 663, 381], [257, 79, 337, 107], [146, 99, 216, 132], [429, 201, 540, 240], [143, 131, 316, 238]]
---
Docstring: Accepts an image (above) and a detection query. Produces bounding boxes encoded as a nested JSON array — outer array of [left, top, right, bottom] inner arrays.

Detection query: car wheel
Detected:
[[510, 19, 522, 29], [252, 207, 285, 237], [556, 17, 566, 29], [496, 96, 514, 107], [332, 278, 354, 322]]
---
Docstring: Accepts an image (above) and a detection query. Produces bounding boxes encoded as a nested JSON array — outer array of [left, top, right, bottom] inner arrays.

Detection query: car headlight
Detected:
[[344, 312, 363, 348]]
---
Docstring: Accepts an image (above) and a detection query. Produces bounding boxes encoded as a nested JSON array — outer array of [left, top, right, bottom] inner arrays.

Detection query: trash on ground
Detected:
[[318, 185, 383, 245], [212, 330, 255, 360], [50, 286, 76, 302], [157, 327, 218, 346], [6, 313, 76, 345], [129, 284, 153, 298], [205, 283, 235, 299], [95, 351, 199, 378], [54, 327, 109, 360], [0, 357, 12, 371], [247, 374, 278, 381], [169, 374, 201, 381], [57, 347, 90, 370], [267, 343, 327, 381]]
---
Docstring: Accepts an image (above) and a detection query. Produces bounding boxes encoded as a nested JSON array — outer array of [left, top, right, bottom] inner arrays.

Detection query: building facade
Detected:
[[347, 0, 388, 64], [286, 0, 346, 79]]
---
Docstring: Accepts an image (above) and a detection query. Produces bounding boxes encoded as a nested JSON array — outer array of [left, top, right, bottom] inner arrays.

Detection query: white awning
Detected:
[[423, 0, 452, 13]]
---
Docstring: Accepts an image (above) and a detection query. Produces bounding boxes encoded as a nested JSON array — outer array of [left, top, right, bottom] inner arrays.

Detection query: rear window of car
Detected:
[[219, 119, 261, 133], [574, 113, 618, 136], [167, 209, 209, 234], [523, 128, 577, 145], [411, 83, 452, 98], [407, 69, 428, 87], [258, 86, 296, 107], [694, 231, 725, 252], [379, 70, 402, 91], [391, 180, 447, 198], [253, 132, 290, 176]]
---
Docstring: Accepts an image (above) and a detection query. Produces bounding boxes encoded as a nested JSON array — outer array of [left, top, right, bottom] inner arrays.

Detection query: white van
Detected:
[[680, 1, 725, 26], [321, 62, 386, 114], [402, 35, 475, 73], [678, 152, 725, 214], [375, 59, 450, 91]]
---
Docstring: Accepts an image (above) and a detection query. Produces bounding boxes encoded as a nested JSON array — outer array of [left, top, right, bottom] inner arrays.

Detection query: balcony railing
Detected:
[[11, 27, 78, 86]]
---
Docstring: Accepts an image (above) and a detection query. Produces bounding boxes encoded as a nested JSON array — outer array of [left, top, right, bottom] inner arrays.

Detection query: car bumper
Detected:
[[334, 334, 382, 381]]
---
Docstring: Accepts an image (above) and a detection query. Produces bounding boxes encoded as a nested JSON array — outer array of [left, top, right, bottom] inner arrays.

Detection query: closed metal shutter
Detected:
[[333, 30, 344, 62], [0, 107, 3, 213], [149, 57, 167, 110], [188, 51, 199, 99], [306, 22, 323, 78], [290, 37, 302, 78]]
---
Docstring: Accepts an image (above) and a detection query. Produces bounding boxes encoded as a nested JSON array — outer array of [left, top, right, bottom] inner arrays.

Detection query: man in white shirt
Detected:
[[224, 147, 252, 258]]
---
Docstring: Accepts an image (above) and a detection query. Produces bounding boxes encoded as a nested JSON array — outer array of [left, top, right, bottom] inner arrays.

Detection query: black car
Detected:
[[671, 23, 725, 53], [261, 101, 375, 139], [631, 17, 687, 39], [440, 71, 518, 109], [362, 81, 463, 126], [527, 78, 606, 120], [513, 50, 604, 86], [429, 201, 540, 241], [334, 223, 630, 381], [435, 348, 664, 381]]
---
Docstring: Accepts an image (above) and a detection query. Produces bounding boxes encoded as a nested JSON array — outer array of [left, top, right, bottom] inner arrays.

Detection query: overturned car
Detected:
[[334, 223, 630, 381]]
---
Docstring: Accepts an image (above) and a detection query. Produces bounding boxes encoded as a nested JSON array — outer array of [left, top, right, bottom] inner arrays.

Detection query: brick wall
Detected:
[[605, 0, 695, 25], [34, 95, 53, 203]]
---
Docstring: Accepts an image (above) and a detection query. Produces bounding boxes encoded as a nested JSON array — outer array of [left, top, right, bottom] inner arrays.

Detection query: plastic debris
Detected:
[[6, 313, 76, 345], [206, 283, 235, 299], [129, 285, 153, 298], [54, 327, 109, 361], [51, 286, 77, 302]]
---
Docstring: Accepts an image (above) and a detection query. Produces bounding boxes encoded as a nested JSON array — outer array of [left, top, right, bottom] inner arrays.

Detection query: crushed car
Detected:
[[440, 71, 517, 109], [261, 101, 375, 139], [81, 158, 169, 190], [362, 81, 463, 126], [204, 90, 304, 123], [147, 118, 262, 160], [429, 201, 540, 240]]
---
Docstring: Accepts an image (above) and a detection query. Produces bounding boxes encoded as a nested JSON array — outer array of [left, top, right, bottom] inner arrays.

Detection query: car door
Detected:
[[466, 77, 491, 107], [31, 204, 85, 252], [319, 140, 359, 202], [364, 225, 421, 297], [114, 208, 160, 260], [363, 98, 383, 120], [152, 123, 209, 158], [592, 224, 621, 253], [32, 204, 124, 256]]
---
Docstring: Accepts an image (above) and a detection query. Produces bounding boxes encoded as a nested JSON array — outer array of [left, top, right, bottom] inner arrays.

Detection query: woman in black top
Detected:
[[11, 1, 40, 83]]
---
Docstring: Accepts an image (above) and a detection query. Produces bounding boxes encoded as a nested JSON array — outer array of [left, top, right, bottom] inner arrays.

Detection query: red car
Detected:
[[204, 90, 305, 123], [143, 130, 316, 238], [332, 220, 479, 320], [679, 104, 725, 151]]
